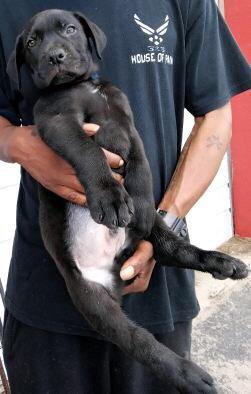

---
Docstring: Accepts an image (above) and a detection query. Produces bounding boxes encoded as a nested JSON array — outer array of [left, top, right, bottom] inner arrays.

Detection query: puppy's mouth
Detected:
[[48, 62, 82, 83], [52, 70, 77, 85], [34, 60, 90, 89]]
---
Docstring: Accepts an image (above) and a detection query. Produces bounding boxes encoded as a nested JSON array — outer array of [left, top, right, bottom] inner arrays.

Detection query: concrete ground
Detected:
[[192, 237, 251, 394]]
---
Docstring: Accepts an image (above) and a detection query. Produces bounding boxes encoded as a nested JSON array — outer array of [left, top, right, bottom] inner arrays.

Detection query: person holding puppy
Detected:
[[0, 1, 250, 393]]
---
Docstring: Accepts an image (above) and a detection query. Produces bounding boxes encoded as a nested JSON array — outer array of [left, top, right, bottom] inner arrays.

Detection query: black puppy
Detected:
[[7, 9, 248, 393]]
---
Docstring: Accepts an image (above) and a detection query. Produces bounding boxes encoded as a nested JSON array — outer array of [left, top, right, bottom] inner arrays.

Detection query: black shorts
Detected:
[[3, 310, 192, 394]]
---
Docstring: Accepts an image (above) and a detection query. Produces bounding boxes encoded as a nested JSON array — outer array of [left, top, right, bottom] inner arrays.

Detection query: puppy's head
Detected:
[[7, 9, 107, 89]]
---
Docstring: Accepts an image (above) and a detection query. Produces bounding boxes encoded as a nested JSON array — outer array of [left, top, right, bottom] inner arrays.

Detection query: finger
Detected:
[[83, 123, 100, 136], [120, 241, 153, 280], [54, 159, 76, 174], [123, 259, 156, 295], [59, 175, 85, 194], [112, 172, 124, 183], [52, 185, 86, 205], [102, 148, 124, 169]]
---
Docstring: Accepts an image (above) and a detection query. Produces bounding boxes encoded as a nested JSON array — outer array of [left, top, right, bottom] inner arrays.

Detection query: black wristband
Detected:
[[157, 209, 188, 238]]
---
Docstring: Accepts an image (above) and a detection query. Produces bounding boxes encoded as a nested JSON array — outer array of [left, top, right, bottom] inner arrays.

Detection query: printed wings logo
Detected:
[[134, 14, 169, 46]]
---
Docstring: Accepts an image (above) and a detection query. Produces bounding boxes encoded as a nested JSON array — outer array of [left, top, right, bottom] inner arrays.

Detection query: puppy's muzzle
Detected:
[[48, 48, 67, 65]]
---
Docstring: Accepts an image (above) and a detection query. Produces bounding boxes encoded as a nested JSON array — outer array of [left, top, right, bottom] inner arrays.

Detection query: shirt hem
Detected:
[[187, 79, 251, 117], [5, 295, 200, 337], [0, 109, 21, 125]]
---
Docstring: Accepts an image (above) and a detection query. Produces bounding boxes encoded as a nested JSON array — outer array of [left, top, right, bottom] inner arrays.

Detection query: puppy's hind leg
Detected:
[[39, 187, 216, 393], [150, 214, 249, 280], [63, 270, 216, 394]]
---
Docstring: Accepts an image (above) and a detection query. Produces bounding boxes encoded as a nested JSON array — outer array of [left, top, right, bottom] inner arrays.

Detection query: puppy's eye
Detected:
[[27, 39, 36, 48], [66, 25, 76, 35]]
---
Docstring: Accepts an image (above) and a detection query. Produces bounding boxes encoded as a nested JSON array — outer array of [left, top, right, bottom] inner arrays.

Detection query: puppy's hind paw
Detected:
[[207, 252, 249, 280], [175, 359, 218, 394]]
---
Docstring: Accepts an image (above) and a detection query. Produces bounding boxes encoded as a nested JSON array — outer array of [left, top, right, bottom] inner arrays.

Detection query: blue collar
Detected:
[[90, 71, 100, 82]]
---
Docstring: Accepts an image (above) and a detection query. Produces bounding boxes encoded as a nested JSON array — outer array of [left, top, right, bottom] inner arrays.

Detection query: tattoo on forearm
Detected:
[[206, 135, 223, 151], [31, 128, 39, 137]]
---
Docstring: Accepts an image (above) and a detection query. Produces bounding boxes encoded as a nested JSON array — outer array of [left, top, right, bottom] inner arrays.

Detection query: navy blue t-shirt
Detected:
[[0, 0, 250, 336]]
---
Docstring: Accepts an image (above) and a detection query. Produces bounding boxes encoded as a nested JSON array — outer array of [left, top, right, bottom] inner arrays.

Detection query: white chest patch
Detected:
[[67, 204, 126, 290]]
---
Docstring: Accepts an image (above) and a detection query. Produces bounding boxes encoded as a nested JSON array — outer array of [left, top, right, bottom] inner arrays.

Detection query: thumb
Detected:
[[102, 148, 124, 169], [83, 123, 100, 136], [120, 241, 153, 280]]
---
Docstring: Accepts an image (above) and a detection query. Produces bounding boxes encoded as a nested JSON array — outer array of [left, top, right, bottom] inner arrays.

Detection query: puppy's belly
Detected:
[[67, 204, 126, 289]]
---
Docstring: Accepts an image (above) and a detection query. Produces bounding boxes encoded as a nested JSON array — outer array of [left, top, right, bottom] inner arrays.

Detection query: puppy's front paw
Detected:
[[88, 181, 134, 229], [175, 359, 217, 394], [205, 251, 249, 280]]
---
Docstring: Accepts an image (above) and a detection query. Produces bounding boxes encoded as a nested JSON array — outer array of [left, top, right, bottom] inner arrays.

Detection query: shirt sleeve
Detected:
[[185, 0, 251, 117], [0, 34, 21, 125]]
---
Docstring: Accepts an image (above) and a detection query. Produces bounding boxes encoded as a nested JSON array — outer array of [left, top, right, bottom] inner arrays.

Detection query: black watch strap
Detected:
[[157, 209, 188, 238]]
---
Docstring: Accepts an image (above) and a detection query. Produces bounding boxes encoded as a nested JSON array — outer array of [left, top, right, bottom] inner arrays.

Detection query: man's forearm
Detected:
[[158, 102, 232, 218]]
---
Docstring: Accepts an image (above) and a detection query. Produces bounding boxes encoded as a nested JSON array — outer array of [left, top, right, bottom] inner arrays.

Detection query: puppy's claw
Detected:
[[112, 219, 118, 227], [88, 182, 133, 229]]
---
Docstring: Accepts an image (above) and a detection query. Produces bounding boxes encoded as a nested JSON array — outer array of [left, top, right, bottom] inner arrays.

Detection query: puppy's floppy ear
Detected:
[[73, 12, 107, 59], [6, 32, 25, 90]]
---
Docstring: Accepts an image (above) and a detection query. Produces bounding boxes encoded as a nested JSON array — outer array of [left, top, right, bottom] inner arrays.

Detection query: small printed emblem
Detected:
[[130, 14, 173, 66], [134, 14, 170, 46]]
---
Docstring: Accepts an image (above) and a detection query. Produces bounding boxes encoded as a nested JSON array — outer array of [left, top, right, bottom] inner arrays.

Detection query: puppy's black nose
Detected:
[[48, 48, 67, 65]]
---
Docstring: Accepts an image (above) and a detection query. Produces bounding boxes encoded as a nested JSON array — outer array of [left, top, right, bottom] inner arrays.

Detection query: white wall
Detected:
[[0, 162, 20, 289], [0, 162, 20, 321]]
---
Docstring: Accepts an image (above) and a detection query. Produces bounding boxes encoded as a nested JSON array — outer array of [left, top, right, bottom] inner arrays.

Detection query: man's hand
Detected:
[[8, 123, 124, 205], [83, 123, 125, 169], [120, 241, 156, 295]]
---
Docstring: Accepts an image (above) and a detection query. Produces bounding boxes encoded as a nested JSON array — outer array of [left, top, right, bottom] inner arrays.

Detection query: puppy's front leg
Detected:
[[35, 111, 133, 229], [150, 215, 248, 280], [124, 132, 156, 238]]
